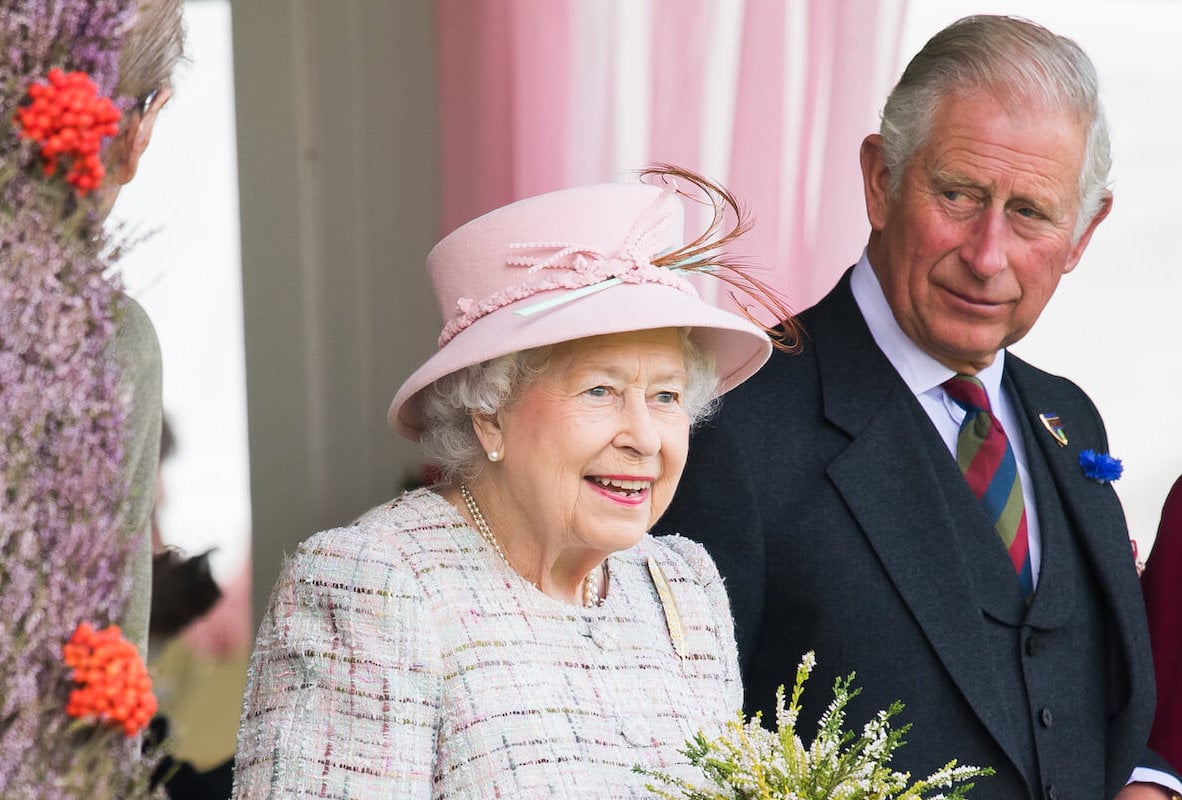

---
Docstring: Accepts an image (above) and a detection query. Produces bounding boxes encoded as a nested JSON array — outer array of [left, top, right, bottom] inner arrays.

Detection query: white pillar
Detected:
[[232, 1, 440, 625]]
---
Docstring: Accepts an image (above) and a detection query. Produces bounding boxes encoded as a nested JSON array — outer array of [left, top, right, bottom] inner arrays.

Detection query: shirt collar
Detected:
[[849, 249, 1006, 401]]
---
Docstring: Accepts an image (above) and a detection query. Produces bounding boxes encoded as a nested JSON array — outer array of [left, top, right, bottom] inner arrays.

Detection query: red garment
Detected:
[[1144, 475, 1182, 772]]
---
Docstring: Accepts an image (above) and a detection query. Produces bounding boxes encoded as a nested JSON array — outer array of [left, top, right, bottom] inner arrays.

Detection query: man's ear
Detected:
[[860, 133, 892, 232], [112, 87, 172, 186], [1063, 191, 1113, 274]]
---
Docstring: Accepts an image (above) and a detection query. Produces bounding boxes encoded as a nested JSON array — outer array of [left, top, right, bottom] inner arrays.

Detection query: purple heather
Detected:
[[0, 0, 158, 795]]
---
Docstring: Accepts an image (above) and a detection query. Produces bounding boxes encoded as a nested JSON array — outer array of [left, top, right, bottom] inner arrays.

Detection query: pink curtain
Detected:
[[721, 0, 908, 314], [434, 0, 907, 311], [433, 0, 574, 236]]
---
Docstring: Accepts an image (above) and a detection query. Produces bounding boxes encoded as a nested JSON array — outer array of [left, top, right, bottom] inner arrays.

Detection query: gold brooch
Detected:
[[648, 556, 687, 660]]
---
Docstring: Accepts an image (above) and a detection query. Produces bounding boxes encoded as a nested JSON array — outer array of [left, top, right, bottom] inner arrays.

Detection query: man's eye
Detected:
[[654, 391, 679, 404], [942, 190, 964, 201]]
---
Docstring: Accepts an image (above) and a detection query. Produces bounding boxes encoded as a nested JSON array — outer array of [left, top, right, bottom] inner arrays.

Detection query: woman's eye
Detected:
[[585, 386, 609, 398]]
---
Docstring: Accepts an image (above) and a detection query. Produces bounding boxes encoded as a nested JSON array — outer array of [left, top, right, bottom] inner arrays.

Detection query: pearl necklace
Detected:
[[460, 482, 602, 608]]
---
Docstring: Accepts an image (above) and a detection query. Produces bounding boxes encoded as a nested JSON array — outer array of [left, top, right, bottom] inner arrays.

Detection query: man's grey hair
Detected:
[[879, 15, 1110, 240]]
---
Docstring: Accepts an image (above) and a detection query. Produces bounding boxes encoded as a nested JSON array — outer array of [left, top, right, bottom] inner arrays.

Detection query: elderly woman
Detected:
[[232, 166, 789, 798]]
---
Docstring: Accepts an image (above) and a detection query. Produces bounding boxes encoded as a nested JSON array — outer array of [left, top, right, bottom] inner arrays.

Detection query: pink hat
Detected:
[[390, 175, 775, 439]]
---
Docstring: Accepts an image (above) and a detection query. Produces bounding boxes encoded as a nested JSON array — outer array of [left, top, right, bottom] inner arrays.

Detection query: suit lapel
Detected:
[[1005, 359, 1154, 790], [1005, 360, 1139, 631], [808, 276, 1031, 776], [1002, 370, 1078, 630]]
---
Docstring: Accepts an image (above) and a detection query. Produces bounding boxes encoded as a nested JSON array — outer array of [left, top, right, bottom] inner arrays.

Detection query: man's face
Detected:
[[861, 90, 1111, 374]]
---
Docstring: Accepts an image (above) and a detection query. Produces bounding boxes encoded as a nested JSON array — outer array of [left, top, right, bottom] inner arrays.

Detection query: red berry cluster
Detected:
[[14, 68, 123, 195], [62, 622, 157, 737]]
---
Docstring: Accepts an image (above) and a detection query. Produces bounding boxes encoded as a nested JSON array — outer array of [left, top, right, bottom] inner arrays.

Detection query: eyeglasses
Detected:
[[138, 88, 159, 116]]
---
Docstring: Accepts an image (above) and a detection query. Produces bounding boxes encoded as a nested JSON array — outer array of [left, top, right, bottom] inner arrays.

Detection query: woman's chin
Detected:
[[568, 515, 647, 554]]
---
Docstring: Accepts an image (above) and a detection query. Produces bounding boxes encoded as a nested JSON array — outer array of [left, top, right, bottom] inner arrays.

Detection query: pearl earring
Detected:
[[487, 450, 501, 462]]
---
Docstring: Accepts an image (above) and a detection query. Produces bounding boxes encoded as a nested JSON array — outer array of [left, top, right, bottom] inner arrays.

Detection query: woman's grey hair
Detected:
[[879, 15, 1110, 240], [418, 329, 720, 484], [117, 0, 187, 102]]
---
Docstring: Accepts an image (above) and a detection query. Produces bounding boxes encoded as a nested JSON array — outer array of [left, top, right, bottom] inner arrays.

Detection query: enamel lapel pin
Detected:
[[1038, 413, 1068, 447]]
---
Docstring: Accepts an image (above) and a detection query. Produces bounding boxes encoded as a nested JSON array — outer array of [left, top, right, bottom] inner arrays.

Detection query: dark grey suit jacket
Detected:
[[656, 270, 1164, 798]]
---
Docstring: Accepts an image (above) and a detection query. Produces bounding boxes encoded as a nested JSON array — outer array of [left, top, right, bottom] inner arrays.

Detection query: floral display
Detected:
[[0, 1, 161, 796], [1079, 449, 1123, 483], [63, 623, 157, 737], [14, 67, 123, 195], [636, 652, 992, 800]]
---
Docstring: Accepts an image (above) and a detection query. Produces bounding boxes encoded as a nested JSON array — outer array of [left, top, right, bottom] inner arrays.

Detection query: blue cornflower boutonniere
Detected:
[[1079, 449, 1123, 483]]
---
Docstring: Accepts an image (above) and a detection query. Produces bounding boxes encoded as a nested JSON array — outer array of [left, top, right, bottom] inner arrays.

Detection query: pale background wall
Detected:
[[117, 3, 441, 624], [230, 2, 441, 622], [113, 2, 441, 767]]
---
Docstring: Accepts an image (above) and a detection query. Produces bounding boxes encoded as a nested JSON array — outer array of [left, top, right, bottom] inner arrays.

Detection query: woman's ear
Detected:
[[112, 86, 172, 185], [471, 412, 503, 461]]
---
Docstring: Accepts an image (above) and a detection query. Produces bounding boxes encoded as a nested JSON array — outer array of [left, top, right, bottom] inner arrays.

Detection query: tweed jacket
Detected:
[[656, 271, 1163, 799], [232, 489, 741, 799]]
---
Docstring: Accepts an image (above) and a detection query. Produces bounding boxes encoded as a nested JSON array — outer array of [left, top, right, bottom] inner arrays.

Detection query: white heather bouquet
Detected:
[[636, 652, 992, 800]]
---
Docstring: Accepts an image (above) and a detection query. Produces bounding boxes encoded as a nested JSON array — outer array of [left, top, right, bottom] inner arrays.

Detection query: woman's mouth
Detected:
[[587, 476, 651, 503]]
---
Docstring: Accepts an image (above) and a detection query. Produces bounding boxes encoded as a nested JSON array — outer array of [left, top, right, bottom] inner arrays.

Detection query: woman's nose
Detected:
[[613, 395, 661, 456]]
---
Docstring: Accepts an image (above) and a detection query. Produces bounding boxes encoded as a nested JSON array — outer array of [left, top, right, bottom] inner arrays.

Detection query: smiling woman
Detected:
[[418, 328, 718, 487], [231, 165, 793, 799], [465, 329, 696, 600]]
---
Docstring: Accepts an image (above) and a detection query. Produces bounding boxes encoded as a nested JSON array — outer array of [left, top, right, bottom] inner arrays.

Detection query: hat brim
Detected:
[[389, 282, 771, 440]]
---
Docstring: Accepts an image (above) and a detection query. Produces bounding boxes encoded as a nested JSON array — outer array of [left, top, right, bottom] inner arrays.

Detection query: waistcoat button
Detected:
[[1040, 707, 1053, 727], [1025, 635, 1038, 656]]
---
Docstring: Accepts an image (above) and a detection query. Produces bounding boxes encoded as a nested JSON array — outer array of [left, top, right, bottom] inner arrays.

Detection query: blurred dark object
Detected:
[[150, 548, 222, 640], [147, 716, 234, 799], [158, 758, 234, 800]]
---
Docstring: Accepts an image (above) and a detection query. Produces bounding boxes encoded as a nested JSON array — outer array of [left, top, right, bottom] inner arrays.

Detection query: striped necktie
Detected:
[[943, 375, 1034, 602]]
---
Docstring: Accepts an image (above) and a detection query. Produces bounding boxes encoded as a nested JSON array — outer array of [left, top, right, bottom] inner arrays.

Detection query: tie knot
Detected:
[[943, 374, 991, 414]]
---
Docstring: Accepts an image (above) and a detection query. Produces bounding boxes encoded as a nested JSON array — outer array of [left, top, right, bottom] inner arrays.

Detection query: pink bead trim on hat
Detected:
[[438, 186, 697, 347]]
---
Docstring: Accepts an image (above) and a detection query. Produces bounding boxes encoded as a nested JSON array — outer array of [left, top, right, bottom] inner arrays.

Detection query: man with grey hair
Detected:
[[657, 15, 1180, 799]]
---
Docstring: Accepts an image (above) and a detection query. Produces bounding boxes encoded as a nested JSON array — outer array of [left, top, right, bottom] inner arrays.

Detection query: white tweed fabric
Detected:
[[232, 488, 741, 798]]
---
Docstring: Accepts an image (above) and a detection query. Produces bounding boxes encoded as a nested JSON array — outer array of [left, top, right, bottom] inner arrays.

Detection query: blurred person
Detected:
[[147, 416, 238, 800], [103, 0, 187, 650], [149, 416, 222, 651]]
